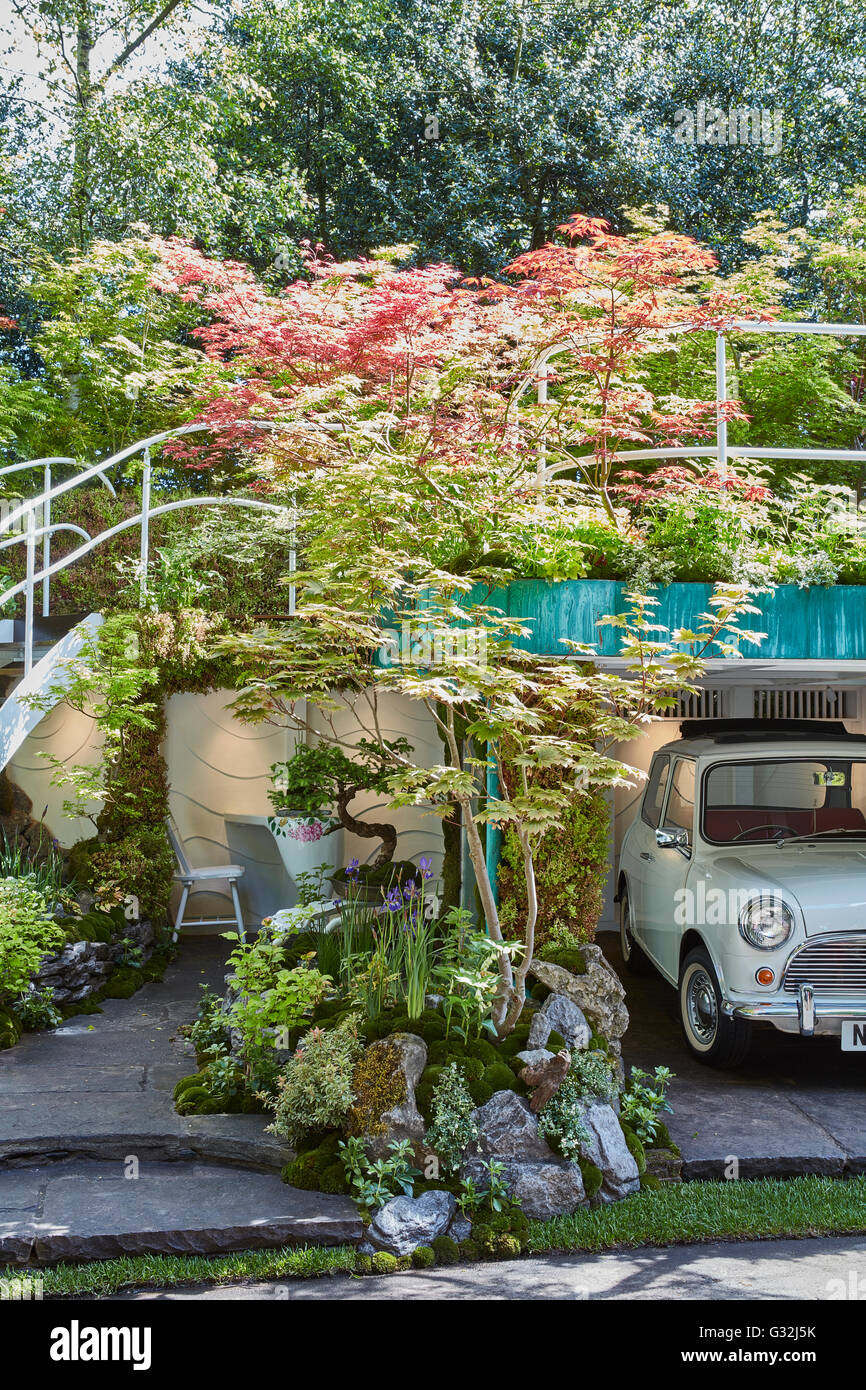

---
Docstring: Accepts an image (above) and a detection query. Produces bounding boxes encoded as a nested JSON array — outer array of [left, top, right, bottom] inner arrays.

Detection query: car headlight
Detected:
[[738, 895, 794, 950]]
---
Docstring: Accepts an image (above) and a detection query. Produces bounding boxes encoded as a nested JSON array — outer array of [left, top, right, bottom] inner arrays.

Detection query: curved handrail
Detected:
[[0, 523, 91, 554], [0, 457, 117, 496], [0, 497, 287, 610]]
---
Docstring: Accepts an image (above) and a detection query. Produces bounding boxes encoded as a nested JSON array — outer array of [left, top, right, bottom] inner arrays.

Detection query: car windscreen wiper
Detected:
[[777, 828, 866, 844]]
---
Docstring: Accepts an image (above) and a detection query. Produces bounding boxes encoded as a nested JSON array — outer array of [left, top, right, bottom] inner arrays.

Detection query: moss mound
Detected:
[[579, 1158, 603, 1200], [0, 1006, 22, 1050], [430, 1235, 460, 1265]]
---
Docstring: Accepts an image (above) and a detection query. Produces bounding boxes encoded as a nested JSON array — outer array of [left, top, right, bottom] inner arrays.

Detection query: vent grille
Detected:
[[783, 938, 866, 994], [753, 688, 858, 721], [664, 688, 727, 721]]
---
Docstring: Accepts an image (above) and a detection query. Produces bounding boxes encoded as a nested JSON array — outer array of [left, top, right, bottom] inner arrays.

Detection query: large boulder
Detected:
[[472, 1090, 552, 1162], [460, 1091, 587, 1220], [361, 1190, 456, 1256], [528, 992, 591, 1051], [576, 1099, 640, 1200], [531, 945, 629, 1045], [356, 1033, 428, 1159]]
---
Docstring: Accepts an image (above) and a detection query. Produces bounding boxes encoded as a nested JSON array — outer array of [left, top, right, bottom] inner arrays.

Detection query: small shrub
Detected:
[[536, 1072, 592, 1161], [425, 1063, 480, 1174], [621, 1065, 675, 1146], [269, 1016, 363, 1146], [0, 878, 65, 1006], [568, 1049, 617, 1102], [14, 986, 62, 1031]]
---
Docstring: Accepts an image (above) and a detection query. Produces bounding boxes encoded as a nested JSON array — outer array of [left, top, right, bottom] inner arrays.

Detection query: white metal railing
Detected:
[[0, 422, 301, 674], [524, 318, 866, 484]]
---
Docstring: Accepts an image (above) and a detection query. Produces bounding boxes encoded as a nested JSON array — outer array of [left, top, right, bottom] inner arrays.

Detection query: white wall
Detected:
[[8, 699, 104, 844], [8, 687, 445, 931]]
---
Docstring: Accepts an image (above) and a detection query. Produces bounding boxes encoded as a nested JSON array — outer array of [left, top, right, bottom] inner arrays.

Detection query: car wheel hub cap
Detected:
[[688, 971, 717, 1044]]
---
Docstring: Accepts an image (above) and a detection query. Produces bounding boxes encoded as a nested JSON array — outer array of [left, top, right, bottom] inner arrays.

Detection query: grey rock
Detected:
[[531, 945, 629, 1042], [364, 1190, 456, 1256], [473, 1091, 553, 1162], [576, 1099, 640, 1199], [462, 1156, 586, 1220], [363, 1033, 428, 1159], [449, 1214, 472, 1243], [515, 1048, 555, 1067], [528, 993, 592, 1051]]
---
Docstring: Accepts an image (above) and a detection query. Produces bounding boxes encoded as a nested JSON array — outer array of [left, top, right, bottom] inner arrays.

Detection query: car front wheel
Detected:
[[679, 947, 751, 1068]]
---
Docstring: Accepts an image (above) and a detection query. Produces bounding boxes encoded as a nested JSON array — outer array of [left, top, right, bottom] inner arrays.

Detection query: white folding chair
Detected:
[[166, 817, 246, 943]]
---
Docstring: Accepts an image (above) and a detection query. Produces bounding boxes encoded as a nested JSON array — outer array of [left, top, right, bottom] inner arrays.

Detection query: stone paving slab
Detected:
[[0, 941, 287, 1173], [0, 1161, 362, 1265]]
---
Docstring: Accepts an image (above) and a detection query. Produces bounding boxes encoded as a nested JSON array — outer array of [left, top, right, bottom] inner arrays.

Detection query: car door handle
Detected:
[[640, 851, 655, 862]]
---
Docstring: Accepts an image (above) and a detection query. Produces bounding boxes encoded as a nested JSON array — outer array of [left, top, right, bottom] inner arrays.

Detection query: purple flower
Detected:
[[345, 858, 360, 878], [418, 856, 433, 880], [402, 879, 418, 900]]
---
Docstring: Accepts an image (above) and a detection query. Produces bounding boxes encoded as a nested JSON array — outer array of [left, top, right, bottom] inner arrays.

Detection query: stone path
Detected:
[[0, 1160, 361, 1263], [0, 940, 359, 1264], [606, 933, 866, 1178]]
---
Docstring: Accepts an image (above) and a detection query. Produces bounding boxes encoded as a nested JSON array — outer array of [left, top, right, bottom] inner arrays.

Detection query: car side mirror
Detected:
[[656, 826, 690, 851]]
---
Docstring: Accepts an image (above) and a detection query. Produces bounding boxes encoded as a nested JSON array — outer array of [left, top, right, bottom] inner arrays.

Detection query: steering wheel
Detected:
[[733, 823, 797, 841]]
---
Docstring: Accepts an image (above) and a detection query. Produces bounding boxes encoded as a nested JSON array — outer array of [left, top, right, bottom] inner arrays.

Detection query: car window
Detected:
[[641, 755, 670, 828], [665, 759, 696, 834]]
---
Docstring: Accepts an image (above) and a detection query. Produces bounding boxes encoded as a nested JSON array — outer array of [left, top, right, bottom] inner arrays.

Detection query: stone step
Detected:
[[0, 1159, 362, 1266]]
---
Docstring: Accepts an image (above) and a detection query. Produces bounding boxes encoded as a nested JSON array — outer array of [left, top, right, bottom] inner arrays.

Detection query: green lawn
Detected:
[[8, 1176, 866, 1298]]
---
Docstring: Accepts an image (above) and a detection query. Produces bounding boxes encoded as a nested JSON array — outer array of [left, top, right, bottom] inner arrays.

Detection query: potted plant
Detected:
[[268, 741, 416, 900]]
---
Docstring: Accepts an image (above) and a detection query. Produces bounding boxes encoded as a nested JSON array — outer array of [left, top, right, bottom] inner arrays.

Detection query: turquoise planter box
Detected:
[[475, 581, 866, 661]]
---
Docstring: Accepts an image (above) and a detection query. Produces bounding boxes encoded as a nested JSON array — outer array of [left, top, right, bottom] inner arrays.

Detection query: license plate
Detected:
[[841, 1021, 866, 1052]]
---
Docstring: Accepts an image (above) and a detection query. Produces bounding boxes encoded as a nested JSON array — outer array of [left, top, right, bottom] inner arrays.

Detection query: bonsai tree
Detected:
[[270, 739, 412, 871]]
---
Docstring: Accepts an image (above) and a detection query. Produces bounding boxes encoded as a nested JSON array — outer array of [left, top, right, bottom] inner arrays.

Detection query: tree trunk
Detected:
[[71, 9, 93, 248], [334, 786, 397, 865]]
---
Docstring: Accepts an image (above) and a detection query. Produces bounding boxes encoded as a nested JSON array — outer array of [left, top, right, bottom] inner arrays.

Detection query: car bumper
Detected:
[[724, 988, 866, 1037]]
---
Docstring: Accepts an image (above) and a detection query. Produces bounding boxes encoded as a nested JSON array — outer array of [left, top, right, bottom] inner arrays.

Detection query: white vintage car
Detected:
[[617, 720, 866, 1066]]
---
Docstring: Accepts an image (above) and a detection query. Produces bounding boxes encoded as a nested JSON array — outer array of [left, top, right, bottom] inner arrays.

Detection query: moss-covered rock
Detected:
[[458, 1238, 482, 1262], [578, 1158, 603, 1200], [430, 1235, 460, 1266], [174, 1085, 209, 1115], [173, 1072, 206, 1102], [539, 945, 587, 974], [346, 1038, 409, 1138], [412, 1245, 436, 1268], [640, 1173, 662, 1192], [482, 1062, 519, 1092], [98, 966, 145, 1000], [320, 1163, 351, 1195], [466, 1078, 494, 1107], [371, 1251, 399, 1275], [621, 1125, 647, 1176], [0, 1006, 22, 1050]]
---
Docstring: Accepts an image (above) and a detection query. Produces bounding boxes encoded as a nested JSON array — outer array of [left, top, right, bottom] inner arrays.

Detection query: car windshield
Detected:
[[702, 758, 866, 844]]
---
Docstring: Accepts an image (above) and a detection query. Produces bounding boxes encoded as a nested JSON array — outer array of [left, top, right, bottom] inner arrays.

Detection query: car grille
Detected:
[[783, 938, 866, 994]]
